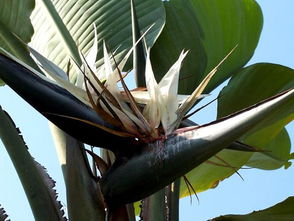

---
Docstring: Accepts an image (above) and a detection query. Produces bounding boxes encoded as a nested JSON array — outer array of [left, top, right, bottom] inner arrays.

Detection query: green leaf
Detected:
[[30, 0, 165, 81], [212, 197, 294, 221], [180, 63, 294, 197], [0, 0, 35, 85], [218, 63, 294, 169], [245, 127, 292, 170], [101, 89, 294, 205], [0, 107, 66, 221], [0, 0, 34, 50], [151, 0, 263, 94], [218, 63, 294, 121]]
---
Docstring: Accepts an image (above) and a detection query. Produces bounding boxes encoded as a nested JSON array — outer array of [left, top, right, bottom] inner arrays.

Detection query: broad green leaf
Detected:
[[0, 0, 35, 85], [0, 0, 34, 50], [212, 197, 294, 221], [0, 107, 66, 221], [219, 63, 294, 169], [151, 0, 262, 94], [245, 127, 292, 170], [180, 63, 294, 197], [30, 0, 165, 81], [218, 63, 294, 122]]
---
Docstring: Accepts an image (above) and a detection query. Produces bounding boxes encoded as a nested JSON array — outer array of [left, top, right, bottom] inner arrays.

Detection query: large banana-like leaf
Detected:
[[219, 63, 294, 168], [150, 0, 263, 94], [100, 88, 294, 205], [0, 0, 35, 85], [30, 0, 165, 80], [212, 197, 294, 221], [0, 0, 34, 51], [180, 63, 294, 197], [0, 107, 66, 221]]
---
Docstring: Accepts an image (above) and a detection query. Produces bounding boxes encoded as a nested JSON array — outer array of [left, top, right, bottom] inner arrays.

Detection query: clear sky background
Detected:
[[0, 1, 293, 220]]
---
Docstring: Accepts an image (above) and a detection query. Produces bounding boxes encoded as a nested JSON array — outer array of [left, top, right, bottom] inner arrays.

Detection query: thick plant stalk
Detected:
[[100, 89, 294, 205], [141, 180, 180, 221], [141, 189, 167, 221], [50, 124, 105, 221], [167, 179, 180, 221]]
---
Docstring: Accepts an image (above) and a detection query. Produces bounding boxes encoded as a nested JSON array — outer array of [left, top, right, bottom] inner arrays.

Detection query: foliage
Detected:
[[212, 197, 294, 221], [0, 0, 293, 220]]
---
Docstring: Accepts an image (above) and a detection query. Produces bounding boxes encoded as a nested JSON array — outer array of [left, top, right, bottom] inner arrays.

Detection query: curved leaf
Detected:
[[0, 0, 35, 85], [101, 89, 294, 205], [150, 0, 207, 94], [0, 0, 34, 50], [218, 63, 294, 168], [0, 107, 66, 221], [30, 0, 165, 81], [180, 63, 294, 197], [212, 197, 294, 221], [218, 63, 294, 120], [245, 126, 292, 170], [151, 0, 263, 94]]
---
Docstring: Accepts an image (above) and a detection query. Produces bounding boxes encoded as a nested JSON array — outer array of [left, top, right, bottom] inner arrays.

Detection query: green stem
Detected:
[[167, 179, 180, 221], [140, 180, 180, 221], [126, 204, 136, 221], [39, 0, 82, 65], [50, 124, 105, 221], [141, 188, 166, 221]]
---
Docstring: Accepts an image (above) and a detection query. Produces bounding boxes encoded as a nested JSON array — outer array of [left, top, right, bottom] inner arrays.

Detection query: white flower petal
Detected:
[[143, 49, 160, 128], [29, 47, 68, 80], [5, 47, 92, 106], [85, 24, 98, 74], [158, 50, 188, 134]]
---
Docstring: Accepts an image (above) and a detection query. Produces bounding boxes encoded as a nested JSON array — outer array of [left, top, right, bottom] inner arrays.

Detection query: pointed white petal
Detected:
[[158, 51, 188, 134], [29, 47, 68, 80], [143, 49, 160, 128], [174, 46, 237, 130], [177, 46, 236, 119], [85, 24, 98, 73], [2, 47, 91, 107]]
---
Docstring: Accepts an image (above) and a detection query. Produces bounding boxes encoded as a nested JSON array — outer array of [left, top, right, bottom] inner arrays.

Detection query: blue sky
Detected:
[[0, 1, 293, 220]]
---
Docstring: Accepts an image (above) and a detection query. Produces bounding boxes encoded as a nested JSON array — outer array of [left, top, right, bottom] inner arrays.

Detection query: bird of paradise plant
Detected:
[[0, 0, 293, 220]]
